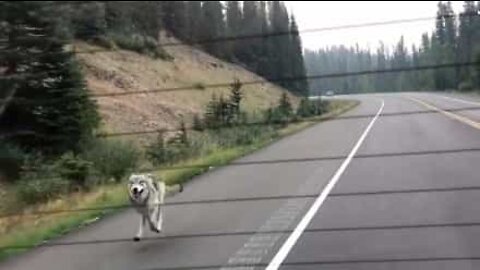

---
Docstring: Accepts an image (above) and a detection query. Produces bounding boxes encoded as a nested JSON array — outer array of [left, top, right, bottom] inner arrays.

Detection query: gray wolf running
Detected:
[[128, 173, 183, 241]]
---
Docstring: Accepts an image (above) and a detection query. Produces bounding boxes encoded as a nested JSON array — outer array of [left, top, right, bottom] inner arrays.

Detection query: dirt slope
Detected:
[[75, 38, 298, 137]]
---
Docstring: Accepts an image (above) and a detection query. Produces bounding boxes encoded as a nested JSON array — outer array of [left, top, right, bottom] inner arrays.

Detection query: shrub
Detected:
[[82, 139, 139, 183], [53, 152, 92, 189], [296, 98, 313, 118], [192, 114, 205, 131], [193, 82, 206, 90], [296, 98, 328, 118], [108, 33, 173, 60], [0, 143, 25, 182], [92, 35, 116, 49], [458, 80, 474, 92], [146, 130, 193, 166], [16, 176, 68, 205]]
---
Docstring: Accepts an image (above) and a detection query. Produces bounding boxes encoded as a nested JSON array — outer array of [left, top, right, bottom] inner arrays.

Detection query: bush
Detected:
[[53, 153, 92, 189], [92, 36, 116, 49], [296, 98, 328, 118], [193, 82, 206, 90], [458, 80, 474, 92], [0, 143, 25, 182], [82, 139, 139, 183], [16, 176, 68, 205], [146, 131, 192, 166], [296, 98, 313, 118], [192, 114, 205, 131], [108, 33, 173, 60]]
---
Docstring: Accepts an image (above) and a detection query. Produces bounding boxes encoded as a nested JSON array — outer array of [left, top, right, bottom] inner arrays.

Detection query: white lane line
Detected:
[[435, 94, 480, 107], [265, 99, 385, 270]]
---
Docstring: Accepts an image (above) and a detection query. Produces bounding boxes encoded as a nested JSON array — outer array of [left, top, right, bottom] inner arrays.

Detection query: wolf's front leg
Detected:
[[134, 215, 145, 241]]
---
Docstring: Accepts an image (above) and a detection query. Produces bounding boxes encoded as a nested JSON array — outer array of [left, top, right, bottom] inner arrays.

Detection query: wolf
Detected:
[[127, 173, 183, 241]]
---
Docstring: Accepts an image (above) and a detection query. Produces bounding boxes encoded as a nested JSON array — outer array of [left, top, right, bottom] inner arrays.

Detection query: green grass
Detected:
[[0, 99, 358, 261]]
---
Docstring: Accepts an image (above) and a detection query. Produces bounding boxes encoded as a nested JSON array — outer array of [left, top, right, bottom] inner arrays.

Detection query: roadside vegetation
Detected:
[[0, 78, 356, 259]]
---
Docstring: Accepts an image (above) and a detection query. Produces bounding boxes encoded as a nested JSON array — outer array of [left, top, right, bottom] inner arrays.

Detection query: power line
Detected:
[[2, 60, 480, 106], [2, 221, 480, 251], [4, 146, 480, 219]]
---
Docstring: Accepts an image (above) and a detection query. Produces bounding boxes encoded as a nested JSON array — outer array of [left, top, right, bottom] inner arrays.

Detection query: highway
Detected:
[[1, 92, 480, 270]]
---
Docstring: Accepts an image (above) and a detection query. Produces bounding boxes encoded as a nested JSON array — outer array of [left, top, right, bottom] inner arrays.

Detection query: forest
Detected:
[[305, 1, 480, 95]]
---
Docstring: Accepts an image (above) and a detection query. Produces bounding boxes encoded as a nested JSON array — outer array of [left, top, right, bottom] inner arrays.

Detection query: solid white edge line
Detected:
[[265, 99, 385, 270]]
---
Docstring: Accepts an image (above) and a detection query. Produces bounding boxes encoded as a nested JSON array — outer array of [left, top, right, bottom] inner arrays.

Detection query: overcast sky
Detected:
[[284, 1, 464, 51]]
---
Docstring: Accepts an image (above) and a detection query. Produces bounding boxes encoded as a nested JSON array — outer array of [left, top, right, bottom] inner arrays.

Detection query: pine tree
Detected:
[[201, 1, 226, 58], [476, 52, 480, 88], [289, 15, 308, 96], [161, 1, 187, 40], [205, 94, 218, 127], [239, 1, 260, 68], [269, 1, 291, 88], [278, 92, 293, 116], [229, 79, 243, 117], [71, 2, 107, 40], [392, 36, 408, 91], [226, 1, 242, 60], [0, 2, 99, 154], [192, 114, 204, 131], [256, 1, 272, 78], [186, 1, 202, 43], [458, 1, 477, 84], [177, 118, 188, 145]]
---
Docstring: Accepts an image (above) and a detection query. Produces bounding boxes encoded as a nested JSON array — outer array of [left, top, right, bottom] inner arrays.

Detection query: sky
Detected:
[[284, 1, 464, 51]]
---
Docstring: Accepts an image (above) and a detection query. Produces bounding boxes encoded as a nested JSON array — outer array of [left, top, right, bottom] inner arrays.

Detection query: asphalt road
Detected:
[[1, 92, 480, 270]]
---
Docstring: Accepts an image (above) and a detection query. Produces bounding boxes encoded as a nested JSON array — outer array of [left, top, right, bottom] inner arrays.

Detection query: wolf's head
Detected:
[[128, 174, 152, 204]]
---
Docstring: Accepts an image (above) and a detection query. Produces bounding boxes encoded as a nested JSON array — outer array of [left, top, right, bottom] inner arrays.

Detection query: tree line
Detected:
[[305, 1, 480, 95], [69, 1, 309, 96]]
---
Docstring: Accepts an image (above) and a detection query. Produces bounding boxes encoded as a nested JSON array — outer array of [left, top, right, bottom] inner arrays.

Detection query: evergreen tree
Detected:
[[226, 1, 242, 60], [458, 1, 477, 84], [269, 1, 291, 87], [278, 92, 293, 116], [256, 1, 272, 78], [239, 1, 260, 68], [229, 79, 243, 116], [289, 15, 309, 96], [186, 1, 203, 43], [161, 1, 187, 40], [71, 2, 107, 40], [0, 2, 99, 154], [201, 1, 226, 58]]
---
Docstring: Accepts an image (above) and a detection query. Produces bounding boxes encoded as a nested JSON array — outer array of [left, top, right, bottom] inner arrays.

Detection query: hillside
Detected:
[[75, 37, 299, 137]]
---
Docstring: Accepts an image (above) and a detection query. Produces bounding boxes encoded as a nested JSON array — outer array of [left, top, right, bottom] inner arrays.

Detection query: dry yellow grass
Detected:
[[75, 39, 299, 136]]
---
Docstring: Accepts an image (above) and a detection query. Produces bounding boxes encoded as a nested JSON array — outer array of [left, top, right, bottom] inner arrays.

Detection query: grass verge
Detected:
[[0, 99, 359, 261]]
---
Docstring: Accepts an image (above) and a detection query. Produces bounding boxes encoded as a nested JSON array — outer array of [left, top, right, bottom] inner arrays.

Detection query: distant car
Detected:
[[325, 91, 335, 96]]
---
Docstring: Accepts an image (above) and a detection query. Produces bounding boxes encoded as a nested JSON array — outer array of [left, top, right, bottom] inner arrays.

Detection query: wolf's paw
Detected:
[[133, 236, 140, 242]]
